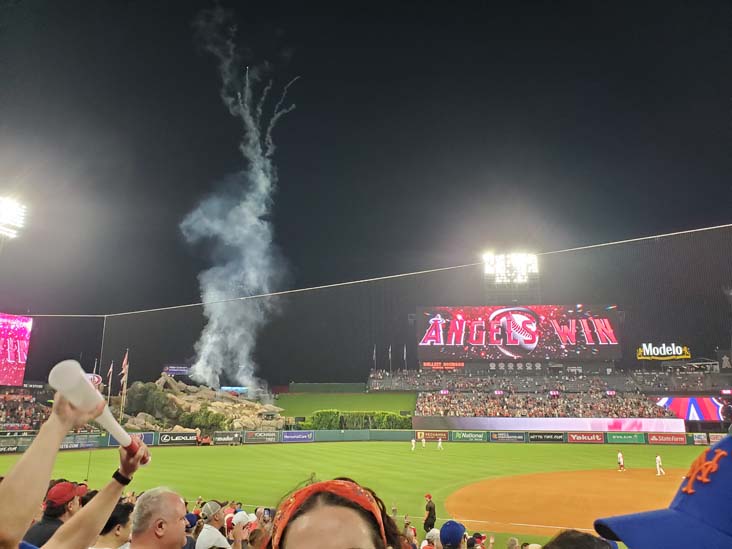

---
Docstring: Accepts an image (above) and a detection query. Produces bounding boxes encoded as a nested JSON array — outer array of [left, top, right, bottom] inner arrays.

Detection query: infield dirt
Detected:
[[445, 468, 684, 537]]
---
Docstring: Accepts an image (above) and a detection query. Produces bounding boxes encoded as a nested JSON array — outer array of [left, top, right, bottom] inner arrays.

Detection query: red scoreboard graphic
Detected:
[[417, 305, 621, 362]]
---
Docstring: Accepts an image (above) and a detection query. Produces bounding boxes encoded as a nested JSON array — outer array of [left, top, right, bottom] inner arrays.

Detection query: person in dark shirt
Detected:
[[423, 493, 436, 532], [23, 481, 86, 546]]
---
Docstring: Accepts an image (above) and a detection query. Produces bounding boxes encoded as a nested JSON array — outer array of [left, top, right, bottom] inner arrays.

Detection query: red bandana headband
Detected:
[[269, 480, 387, 549]]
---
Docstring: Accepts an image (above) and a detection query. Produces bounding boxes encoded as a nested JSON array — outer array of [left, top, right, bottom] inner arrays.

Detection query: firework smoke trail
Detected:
[[181, 7, 298, 389]]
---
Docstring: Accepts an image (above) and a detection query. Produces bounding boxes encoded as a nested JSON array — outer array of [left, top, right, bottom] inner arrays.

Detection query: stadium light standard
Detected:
[[482, 252, 539, 284], [0, 197, 26, 255]]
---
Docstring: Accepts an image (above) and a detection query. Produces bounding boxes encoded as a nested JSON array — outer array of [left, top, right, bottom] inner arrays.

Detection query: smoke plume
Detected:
[[181, 7, 297, 389]]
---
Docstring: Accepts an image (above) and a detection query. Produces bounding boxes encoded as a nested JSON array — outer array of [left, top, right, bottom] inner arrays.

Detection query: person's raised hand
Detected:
[[118, 440, 149, 479], [232, 522, 248, 542], [51, 392, 105, 430]]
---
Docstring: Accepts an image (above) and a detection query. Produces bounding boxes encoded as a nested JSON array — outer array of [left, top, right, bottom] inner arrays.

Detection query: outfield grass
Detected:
[[275, 392, 417, 418], [0, 441, 699, 546]]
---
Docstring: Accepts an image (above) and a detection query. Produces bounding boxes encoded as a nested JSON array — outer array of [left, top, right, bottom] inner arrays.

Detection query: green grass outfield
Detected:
[[0, 441, 700, 546], [275, 392, 417, 418]]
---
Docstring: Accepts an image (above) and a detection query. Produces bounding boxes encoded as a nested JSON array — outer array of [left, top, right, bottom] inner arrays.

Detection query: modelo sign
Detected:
[[567, 432, 604, 444], [159, 432, 198, 445], [245, 431, 279, 444], [636, 343, 691, 361], [648, 433, 686, 445]]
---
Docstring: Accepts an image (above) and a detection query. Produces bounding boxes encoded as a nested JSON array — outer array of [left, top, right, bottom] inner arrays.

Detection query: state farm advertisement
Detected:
[[648, 433, 686, 445], [417, 306, 621, 362], [567, 432, 604, 444]]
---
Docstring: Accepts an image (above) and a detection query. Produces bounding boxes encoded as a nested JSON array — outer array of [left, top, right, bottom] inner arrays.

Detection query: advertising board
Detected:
[[415, 430, 448, 442], [108, 432, 155, 447], [0, 445, 18, 453], [245, 431, 279, 444], [647, 433, 686, 445], [159, 432, 198, 445], [450, 431, 487, 442], [282, 431, 314, 443], [709, 433, 726, 444], [489, 431, 527, 443], [60, 433, 102, 450], [567, 432, 604, 444], [213, 431, 241, 444], [606, 432, 646, 444], [412, 416, 685, 433], [528, 432, 565, 442], [0, 313, 33, 386], [692, 433, 709, 446]]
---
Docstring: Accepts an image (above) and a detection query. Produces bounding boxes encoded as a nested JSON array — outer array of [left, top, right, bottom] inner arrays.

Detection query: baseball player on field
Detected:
[[617, 450, 625, 472], [655, 454, 666, 476]]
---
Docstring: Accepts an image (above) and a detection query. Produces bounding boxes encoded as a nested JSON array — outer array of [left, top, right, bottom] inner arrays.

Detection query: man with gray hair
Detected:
[[129, 487, 188, 549]]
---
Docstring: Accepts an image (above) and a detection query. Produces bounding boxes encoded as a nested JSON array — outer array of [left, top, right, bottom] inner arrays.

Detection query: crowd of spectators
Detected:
[[0, 388, 51, 431], [414, 391, 676, 418], [0, 393, 724, 548], [369, 368, 732, 395]]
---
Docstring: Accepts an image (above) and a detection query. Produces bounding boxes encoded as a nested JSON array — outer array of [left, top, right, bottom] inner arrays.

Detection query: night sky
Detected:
[[1, 1, 730, 386]]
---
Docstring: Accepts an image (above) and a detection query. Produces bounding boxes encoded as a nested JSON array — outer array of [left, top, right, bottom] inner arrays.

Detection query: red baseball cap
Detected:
[[425, 494, 432, 499], [46, 482, 87, 506]]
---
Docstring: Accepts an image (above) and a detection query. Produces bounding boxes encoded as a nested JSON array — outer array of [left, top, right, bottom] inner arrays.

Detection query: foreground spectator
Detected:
[[544, 530, 615, 548], [90, 502, 134, 549], [439, 520, 467, 549], [129, 487, 188, 549], [23, 481, 87, 546], [0, 393, 104, 549], [594, 435, 732, 548], [264, 477, 405, 549]]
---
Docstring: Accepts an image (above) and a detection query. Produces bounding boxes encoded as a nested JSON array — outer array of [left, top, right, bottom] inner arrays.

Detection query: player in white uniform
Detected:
[[411, 438, 416, 451], [437, 437, 443, 450], [656, 454, 666, 476], [422, 438, 426, 448], [617, 450, 625, 472]]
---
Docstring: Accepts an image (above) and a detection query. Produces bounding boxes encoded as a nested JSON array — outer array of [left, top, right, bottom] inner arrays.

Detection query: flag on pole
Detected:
[[388, 345, 392, 361], [106, 361, 114, 405], [403, 344, 407, 366], [119, 349, 130, 422], [372, 344, 376, 369], [92, 358, 98, 377]]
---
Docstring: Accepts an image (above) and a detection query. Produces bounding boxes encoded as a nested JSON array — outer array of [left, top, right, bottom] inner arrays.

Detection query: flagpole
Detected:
[[106, 361, 114, 406], [403, 344, 407, 370], [372, 344, 376, 371], [388, 345, 392, 375], [92, 358, 98, 376], [98, 316, 107, 375], [119, 349, 129, 423]]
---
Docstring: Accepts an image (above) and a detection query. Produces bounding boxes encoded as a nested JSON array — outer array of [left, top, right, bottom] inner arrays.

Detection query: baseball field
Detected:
[[0, 440, 701, 546]]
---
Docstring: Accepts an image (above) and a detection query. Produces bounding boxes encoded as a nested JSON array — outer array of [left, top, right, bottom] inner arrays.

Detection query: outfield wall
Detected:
[[412, 416, 687, 433], [0, 428, 719, 454]]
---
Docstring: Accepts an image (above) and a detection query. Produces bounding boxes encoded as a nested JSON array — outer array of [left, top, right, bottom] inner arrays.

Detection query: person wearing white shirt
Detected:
[[656, 454, 666, 476], [195, 501, 246, 549]]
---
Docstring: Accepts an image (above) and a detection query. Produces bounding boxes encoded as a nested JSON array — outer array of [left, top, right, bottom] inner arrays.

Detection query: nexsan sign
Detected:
[[636, 343, 691, 361]]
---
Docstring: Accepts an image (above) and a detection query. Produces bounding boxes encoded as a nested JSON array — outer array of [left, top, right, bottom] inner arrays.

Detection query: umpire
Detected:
[[423, 493, 436, 532]]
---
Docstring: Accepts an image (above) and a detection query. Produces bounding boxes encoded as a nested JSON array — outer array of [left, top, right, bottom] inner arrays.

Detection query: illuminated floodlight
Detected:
[[0, 197, 26, 239], [483, 252, 538, 284]]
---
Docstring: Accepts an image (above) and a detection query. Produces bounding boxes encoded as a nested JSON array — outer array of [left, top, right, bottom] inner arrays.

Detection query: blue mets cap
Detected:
[[594, 434, 732, 548]]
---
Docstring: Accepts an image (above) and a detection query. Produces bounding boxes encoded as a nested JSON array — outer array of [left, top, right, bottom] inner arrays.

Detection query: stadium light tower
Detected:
[[0, 197, 26, 255], [482, 252, 539, 284], [0, 197, 26, 239]]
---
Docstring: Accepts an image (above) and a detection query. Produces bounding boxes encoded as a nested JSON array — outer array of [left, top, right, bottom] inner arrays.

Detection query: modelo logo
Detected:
[[636, 343, 691, 360], [160, 433, 197, 444], [567, 432, 604, 443], [648, 433, 686, 445]]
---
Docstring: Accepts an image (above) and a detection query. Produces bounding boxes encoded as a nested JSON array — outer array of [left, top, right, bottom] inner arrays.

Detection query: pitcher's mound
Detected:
[[445, 469, 683, 537]]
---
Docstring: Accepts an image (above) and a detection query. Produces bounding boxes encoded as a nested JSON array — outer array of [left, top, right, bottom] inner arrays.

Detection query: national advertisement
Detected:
[[528, 432, 565, 443], [213, 431, 241, 444], [709, 433, 726, 444], [108, 432, 155, 447], [606, 432, 646, 444], [692, 433, 709, 446], [647, 433, 686, 445], [567, 432, 604, 444], [415, 430, 448, 442], [60, 433, 102, 450], [450, 431, 487, 442], [159, 432, 198, 445], [282, 431, 314, 443], [245, 431, 279, 444], [489, 431, 526, 443]]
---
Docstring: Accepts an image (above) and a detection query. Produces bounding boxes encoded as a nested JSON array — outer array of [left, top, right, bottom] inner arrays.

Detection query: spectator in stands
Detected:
[[129, 487, 189, 549], [423, 528, 441, 549], [264, 477, 405, 549], [544, 529, 614, 548], [23, 480, 87, 545], [196, 500, 247, 549], [439, 520, 467, 549], [90, 502, 134, 549], [0, 392, 105, 549], [505, 537, 519, 549], [183, 513, 199, 549]]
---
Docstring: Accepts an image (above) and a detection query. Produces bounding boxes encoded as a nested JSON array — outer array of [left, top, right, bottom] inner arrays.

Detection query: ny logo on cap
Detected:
[[681, 448, 728, 495]]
